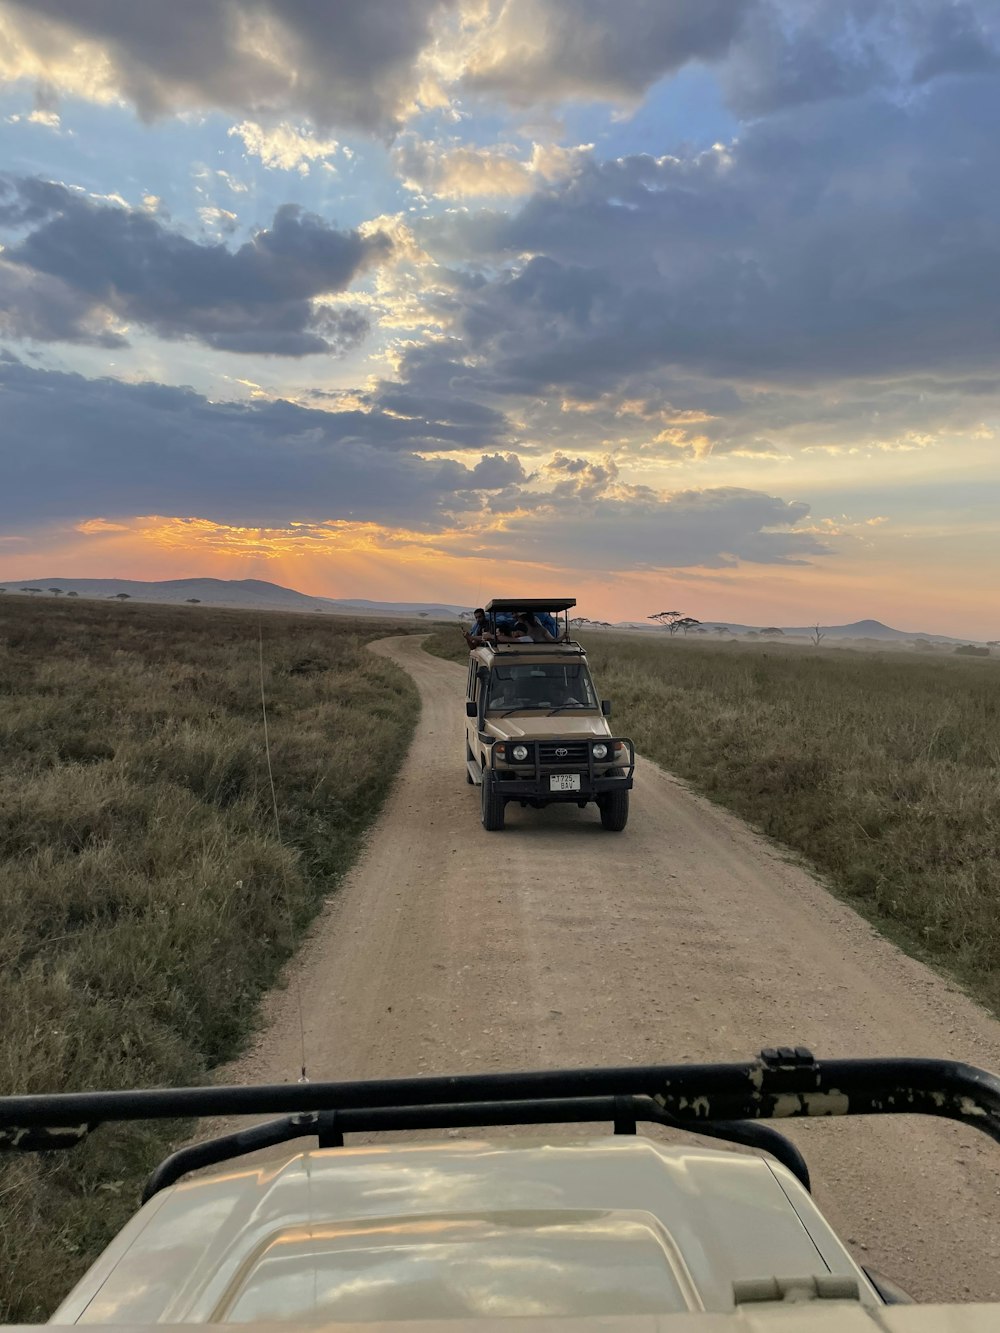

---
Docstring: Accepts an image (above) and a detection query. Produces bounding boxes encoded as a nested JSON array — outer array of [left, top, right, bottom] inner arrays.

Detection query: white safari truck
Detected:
[[464, 598, 634, 831], [4, 1047, 1000, 1328]]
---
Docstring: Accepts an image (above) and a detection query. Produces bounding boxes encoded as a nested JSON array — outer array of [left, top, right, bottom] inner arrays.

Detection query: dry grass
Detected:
[[0, 597, 418, 1321], [425, 627, 1000, 1009]]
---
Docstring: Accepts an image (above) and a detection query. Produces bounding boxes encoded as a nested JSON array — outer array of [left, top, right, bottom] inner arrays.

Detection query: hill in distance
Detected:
[[1, 578, 986, 643], [0, 577, 472, 618]]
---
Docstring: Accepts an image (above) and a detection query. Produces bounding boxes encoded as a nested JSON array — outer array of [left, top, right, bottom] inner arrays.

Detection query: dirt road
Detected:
[[224, 635, 1000, 1301]]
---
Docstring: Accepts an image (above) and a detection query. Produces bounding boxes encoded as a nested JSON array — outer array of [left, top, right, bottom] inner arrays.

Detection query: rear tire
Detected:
[[598, 768, 629, 832], [481, 769, 505, 830]]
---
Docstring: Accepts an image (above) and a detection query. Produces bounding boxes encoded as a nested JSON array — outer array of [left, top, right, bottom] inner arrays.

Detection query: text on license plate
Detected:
[[549, 773, 581, 792]]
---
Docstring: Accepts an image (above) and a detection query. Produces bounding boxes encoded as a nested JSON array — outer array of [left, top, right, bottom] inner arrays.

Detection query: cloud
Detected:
[[0, 358, 832, 575], [486, 482, 831, 570], [392, 135, 590, 198], [0, 177, 391, 355], [721, 1, 999, 116], [0, 0, 460, 133], [1, 0, 997, 137], [460, 0, 754, 105], [228, 121, 340, 173], [6, 108, 62, 129], [407, 73, 1000, 404], [0, 359, 514, 529]]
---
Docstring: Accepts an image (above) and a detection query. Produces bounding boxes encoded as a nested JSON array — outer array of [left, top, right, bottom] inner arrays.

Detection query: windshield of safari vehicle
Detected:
[[487, 663, 598, 712]]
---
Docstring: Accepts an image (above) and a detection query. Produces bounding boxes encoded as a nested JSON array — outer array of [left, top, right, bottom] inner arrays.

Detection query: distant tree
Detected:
[[48, 587, 62, 597], [0, 588, 5, 594], [23, 587, 42, 596], [114, 592, 131, 602], [185, 598, 201, 604], [955, 644, 989, 657], [66, 590, 79, 597], [648, 610, 685, 634], [418, 611, 429, 618], [810, 623, 825, 646], [988, 640, 999, 648], [714, 626, 731, 636], [760, 626, 785, 637], [676, 617, 701, 635]]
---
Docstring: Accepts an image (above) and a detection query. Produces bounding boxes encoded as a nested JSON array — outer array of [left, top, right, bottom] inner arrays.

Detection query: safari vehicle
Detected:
[[464, 598, 634, 831], [5, 1047, 1000, 1328]]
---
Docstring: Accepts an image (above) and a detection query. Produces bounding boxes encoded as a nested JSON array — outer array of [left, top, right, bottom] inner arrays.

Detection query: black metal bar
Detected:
[[140, 1096, 814, 1201], [3, 1056, 1000, 1143], [613, 1095, 637, 1136], [141, 1117, 306, 1202]]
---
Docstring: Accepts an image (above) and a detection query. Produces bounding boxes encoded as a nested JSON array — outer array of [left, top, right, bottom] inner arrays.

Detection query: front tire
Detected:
[[481, 769, 505, 830], [598, 768, 629, 831]]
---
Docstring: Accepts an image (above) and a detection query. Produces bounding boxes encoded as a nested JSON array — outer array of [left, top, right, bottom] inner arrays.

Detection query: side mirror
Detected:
[[601, 700, 612, 716], [466, 701, 477, 718]]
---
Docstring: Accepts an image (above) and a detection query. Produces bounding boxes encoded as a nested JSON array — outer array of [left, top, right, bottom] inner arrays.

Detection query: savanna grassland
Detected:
[[425, 628, 1000, 1011], [0, 595, 418, 1321]]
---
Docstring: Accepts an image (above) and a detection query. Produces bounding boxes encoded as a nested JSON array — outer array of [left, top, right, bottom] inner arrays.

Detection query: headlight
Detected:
[[511, 743, 529, 762], [592, 742, 609, 760]]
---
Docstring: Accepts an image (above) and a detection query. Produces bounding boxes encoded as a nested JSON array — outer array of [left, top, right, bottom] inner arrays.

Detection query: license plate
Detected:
[[549, 773, 581, 792]]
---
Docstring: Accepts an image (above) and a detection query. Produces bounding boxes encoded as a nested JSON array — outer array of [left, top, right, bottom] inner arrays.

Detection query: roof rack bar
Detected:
[[142, 1095, 812, 1200], [3, 1055, 1000, 1141]]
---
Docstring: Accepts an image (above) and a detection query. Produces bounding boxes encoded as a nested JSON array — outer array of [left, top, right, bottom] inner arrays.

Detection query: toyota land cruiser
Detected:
[[464, 598, 634, 831]]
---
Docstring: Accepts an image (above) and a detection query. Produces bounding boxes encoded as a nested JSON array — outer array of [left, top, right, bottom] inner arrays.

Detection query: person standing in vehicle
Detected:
[[464, 608, 489, 647]]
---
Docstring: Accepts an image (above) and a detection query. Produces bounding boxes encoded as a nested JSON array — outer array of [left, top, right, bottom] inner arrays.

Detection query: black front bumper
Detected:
[[484, 737, 635, 801]]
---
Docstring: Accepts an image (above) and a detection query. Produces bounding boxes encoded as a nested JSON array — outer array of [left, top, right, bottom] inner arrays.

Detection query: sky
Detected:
[[0, 1, 998, 637]]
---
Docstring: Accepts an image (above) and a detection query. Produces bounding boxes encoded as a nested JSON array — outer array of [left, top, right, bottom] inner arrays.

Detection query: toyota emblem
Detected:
[[555, 747, 568, 757]]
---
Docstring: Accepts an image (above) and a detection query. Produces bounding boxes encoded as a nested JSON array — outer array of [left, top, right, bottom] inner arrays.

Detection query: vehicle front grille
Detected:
[[538, 741, 590, 765]]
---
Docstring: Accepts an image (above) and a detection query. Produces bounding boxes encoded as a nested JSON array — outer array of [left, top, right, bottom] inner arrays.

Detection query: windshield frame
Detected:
[[485, 662, 599, 714]]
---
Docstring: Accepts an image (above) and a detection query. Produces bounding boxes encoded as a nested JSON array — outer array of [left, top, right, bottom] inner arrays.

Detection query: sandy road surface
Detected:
[[223, 635, 1000, 1302]]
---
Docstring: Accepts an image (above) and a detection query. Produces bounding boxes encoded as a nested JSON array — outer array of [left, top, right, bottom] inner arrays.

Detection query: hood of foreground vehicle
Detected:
[[485, 715, 612, 740], [53, 1137, 878, 1324]]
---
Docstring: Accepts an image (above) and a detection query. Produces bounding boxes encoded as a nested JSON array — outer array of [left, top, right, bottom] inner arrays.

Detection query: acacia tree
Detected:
[[48, 587, 62, 597], [66, 590, 78, 597], [648, 610, 684, 633], [186, 598, 201, 604], [114, 593, 131, 602]]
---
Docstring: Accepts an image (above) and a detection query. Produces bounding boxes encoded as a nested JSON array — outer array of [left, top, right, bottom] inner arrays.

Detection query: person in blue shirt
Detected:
[[464, 608, 489, 648]]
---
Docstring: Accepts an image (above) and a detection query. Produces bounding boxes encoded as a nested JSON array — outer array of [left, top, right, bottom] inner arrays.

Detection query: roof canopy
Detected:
[[485, 598, 576, 613]]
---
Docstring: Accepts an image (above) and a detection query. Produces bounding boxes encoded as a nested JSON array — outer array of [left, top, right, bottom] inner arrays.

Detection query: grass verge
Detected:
[[423, 628, 1000, 1012], [0, 597, 417, 1320]]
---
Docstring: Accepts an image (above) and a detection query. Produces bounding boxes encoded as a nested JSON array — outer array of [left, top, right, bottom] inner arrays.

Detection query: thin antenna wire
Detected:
[[258, 618, 309, 1084]]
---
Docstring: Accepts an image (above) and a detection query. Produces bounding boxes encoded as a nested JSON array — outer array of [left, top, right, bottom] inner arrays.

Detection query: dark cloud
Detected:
[[0, 178, 390, 355], [1, 0, 458, 133], [2, 0, 997, 132], [0, 358, 833, 574], [410, 74, 1000, 399], [0, 359, 515, 529], [463, 0, 754, 103], [481, 485, 831, 570]]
